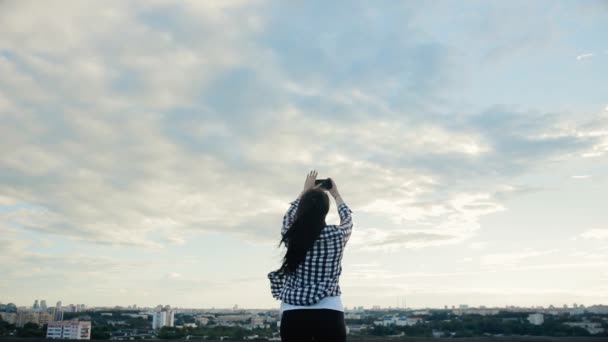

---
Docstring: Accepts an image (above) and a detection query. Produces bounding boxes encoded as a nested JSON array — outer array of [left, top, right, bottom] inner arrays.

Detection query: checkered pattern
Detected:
[[268, 198, 353, 306]]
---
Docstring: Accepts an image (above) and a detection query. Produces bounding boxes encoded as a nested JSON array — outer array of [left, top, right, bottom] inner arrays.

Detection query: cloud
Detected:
[[581, 229, 608, 240], [469, 242, 489, 250], [1, 1, 607, 309], [569, 251, 608, 260], [411, 286, 608, 298], [340, 261, 608, 303], [576, 53, 594, 60], [571, 175, 591, 179], [0, 0, 606, 254], [350, 229, 462, 251], [0, 237, 150, 281], [166, 272, 182, 279], [481, 250, 558, 266], [350, 189, 507, 251]]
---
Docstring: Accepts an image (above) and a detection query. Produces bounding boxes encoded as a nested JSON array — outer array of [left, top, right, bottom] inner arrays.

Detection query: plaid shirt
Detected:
[[268, 198, 353, 306]]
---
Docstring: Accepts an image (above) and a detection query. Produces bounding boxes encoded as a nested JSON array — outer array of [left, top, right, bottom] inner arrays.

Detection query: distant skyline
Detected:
[[2, 298, 603, 311], [1, 1, 607, 309]]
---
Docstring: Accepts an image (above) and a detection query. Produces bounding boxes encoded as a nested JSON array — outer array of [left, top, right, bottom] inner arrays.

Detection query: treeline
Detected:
[[0, 320, 45, 338], [0, 318, 12, 336], [64, 311, 152, 340], [158, 326, 273, 340], [361, 313, 608, 337], [63, 310, 151, 329]]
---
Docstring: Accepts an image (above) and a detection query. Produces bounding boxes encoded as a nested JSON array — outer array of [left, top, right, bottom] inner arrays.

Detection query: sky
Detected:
[[1, 0, 607, 310]]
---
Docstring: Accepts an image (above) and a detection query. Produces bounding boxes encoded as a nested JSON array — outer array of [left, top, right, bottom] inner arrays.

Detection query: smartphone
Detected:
[[315, 178, 333, 190]]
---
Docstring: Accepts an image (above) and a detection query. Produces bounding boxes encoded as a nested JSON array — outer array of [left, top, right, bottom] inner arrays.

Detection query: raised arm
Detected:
[[329, 179, 353, 240], [282, 170, 322, 236]]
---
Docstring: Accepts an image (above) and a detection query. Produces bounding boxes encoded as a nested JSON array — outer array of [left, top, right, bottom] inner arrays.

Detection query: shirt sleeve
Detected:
[[267, 271, 286, 299], [337, 203, 353, 241], [281, 198, 300, 236]]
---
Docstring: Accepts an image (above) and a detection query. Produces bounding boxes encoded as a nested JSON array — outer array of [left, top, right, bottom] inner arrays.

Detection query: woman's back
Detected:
[[267, 171, 352, 342], [269, 200, 353, 305]]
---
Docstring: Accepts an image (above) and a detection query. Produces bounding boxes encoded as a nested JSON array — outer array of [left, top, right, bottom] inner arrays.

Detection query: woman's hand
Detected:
[[302, 170, 318, 192], [300, 170, 328, 198]]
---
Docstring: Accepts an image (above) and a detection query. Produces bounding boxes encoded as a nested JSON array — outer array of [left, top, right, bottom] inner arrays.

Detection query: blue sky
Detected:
[[1, 0, 607, 309]]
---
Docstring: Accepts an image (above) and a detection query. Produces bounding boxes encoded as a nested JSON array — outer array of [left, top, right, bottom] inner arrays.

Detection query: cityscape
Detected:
[[1, 299, 607, 340], [2, 0, 608, 341]]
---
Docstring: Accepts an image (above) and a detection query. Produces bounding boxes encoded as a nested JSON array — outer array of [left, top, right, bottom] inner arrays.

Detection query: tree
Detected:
[[91, 325, 112, 340], [158, 326, 187, 339], [17, 322, 45, 337]]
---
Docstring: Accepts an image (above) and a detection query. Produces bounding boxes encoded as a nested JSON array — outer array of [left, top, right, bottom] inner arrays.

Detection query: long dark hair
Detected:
[[279, 188, 330, 273]]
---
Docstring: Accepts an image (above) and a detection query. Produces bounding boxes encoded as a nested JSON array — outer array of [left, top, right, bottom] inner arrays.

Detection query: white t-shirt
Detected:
[[280, 296, 344, 314]]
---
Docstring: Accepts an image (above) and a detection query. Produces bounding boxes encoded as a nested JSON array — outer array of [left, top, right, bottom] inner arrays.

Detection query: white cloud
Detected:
[[569, 251, 608, 260], [469, 241, 488, 250], [1, 0, 607, 308], [481, 250, 557, 266], [582, 152, 602, 158], [350, 190, 505, 251], [576, 53, 594, 60], [349, 228, 466, 251], [581, 229, 608, 240], [1, 0, 603, 252], [571, 175, 591, 179], [167, 272, 182, 279]]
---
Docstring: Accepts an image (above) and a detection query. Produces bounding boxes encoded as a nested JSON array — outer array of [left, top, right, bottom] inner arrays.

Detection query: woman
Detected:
[[268, 170, 353, 341]]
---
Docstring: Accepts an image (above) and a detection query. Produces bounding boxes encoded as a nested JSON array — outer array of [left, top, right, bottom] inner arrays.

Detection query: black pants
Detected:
[[280, 309, 346, 341]]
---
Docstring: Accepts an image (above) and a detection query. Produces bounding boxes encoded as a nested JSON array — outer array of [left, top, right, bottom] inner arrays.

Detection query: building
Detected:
[[587, 305, 608, 314], [572, 307, 586, 315], [123, 313, 149, 319], [249, 317, 265, 329], [527, 313, 544, 325], [15, 311, 54, 327], [195, 316, 209, 326], [374, 316, 424, 327], [0, 312, 17, 325], [39, 312, 53, 326], [412, 310, 430, 316], [565, 322, 605, 335], [53, 307, 64, 322], [215, 314, 250, 326], [152, 307, 174, 330], [346, 324, 368, 335], [41, 300, 48, 311], [2, 303, 17, 313], [17, 311, 39, 327], [453, 308, 500, 316], [47, 320, 91, 340], [33, 300, 40, 311], [345, 313, 362, 320]]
